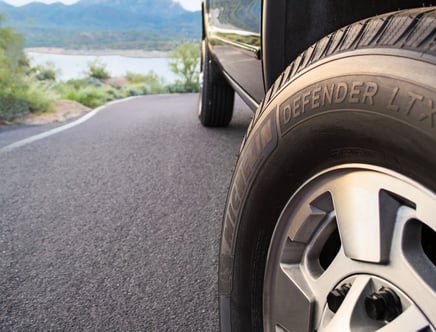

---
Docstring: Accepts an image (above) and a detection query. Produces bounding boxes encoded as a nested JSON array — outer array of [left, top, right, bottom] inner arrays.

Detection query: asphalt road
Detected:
[[0, 94, 252, 331]]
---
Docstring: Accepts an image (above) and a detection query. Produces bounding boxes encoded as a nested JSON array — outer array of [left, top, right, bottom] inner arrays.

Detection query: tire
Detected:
[[198, 40, 235, 127], [219, 8, 436, 332]]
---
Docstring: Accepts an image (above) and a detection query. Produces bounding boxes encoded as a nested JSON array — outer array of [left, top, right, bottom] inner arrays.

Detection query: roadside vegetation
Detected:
[[168, 42, 200, 93], [0, 19, 200, 124], [0, 15, 55, 122]]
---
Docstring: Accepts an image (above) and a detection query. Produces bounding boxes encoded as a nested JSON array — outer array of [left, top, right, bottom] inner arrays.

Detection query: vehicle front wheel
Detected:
[[219, 8, 436, 332], [198, 40, 235, 127]]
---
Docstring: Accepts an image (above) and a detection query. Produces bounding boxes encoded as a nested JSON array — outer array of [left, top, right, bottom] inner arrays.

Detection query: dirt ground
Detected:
[[15, 100, 91, 126]]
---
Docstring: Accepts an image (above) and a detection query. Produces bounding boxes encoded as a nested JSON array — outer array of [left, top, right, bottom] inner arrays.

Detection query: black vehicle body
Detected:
[[203, 0, 433, 110]]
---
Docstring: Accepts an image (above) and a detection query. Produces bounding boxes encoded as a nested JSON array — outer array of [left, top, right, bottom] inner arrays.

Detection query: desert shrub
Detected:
[[68, 86, 105, 108], [80, 87, 106, 107], [86, 58, 110, 80], [166, 82, 189, 94], [125, 72, 149, 84], [34, 61, 60, 81], [56, 80, 122, 108], [0, 79, 56, 122], [125, 71, 166, 94], [0, 95, 29, 122], [87, 77, 103, 87], [123, 86, 143, 97], [21, 80, 56, 113], [105, 87, 124, 99], [56, 82, 78, 101], [63, 78, 88, 89]]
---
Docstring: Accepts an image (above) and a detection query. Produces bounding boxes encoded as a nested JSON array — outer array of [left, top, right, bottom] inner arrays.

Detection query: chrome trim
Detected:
[[222, 70, 259, 112], [211, 36, 261, 59]]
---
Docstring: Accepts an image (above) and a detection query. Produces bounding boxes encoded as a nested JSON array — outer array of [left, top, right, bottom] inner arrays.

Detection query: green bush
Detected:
[[56, 80, 122, 108], [62, 78, 88, 89], [61, 85, 105, 108], [0, 95, 29, 122], [22, 80, 56, 113], [124, 86, 143, 97], [125, 72, 149, 84], [125, 71, 166, 94], [78, 87, 106, 108], [34, 61, 60, 81], [105, 87, 125, 100], [86, 58, 110, 80], [166, 82, 188, 94], [0, 80, 55, 122]]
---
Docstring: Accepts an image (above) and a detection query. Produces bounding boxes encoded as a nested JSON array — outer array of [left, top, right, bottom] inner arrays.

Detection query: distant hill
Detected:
[[0, 0, 201, 50]]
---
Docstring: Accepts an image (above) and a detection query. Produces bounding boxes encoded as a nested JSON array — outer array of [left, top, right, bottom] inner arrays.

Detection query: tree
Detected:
[[0, 15, 55, 121], [169, 41, 200, 92], [0, 15, 30, 121], [0, 14, 27, 92]]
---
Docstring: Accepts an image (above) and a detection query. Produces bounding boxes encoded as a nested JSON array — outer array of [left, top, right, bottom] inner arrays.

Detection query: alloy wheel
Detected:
[[263, 164, 436, 332]]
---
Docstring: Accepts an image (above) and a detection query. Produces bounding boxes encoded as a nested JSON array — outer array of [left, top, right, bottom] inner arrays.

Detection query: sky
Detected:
[[2, 0, 201, 11]]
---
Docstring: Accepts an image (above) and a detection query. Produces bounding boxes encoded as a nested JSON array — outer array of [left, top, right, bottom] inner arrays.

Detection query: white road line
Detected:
[[0, 97, 140, 155]]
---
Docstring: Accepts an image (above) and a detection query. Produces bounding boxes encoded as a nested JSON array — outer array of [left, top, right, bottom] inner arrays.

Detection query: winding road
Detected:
[[0, 94, 252, 330]]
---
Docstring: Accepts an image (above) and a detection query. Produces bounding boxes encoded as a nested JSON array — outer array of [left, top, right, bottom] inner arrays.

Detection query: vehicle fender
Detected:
[[262, 0, 435, 90]]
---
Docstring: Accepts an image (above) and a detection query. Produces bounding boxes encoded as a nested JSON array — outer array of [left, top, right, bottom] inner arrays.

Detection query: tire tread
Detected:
[[199, 43, 235, 127], [256, 8, 436, 122]]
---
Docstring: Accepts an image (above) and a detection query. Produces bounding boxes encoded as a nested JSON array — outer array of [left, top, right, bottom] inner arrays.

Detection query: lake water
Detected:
[[26, 52, 179, 83]]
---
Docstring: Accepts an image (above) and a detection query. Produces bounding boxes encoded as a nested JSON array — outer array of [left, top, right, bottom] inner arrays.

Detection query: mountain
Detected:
[[0, 0, 201, 50]]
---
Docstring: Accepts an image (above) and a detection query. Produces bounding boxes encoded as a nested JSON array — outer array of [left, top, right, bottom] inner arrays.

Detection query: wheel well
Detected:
[[262, 0, 435, 90]]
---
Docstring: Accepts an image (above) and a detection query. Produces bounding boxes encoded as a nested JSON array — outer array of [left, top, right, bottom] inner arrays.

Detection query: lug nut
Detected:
[[327, 283, 351, 313], [365, 287, 402, 322]]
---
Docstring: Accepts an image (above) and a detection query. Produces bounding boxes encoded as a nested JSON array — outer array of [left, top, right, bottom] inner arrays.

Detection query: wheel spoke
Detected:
[[375, 305, 432, 332], [311, 248, 353, 301], [287, 191, 333, 243], [269, 265, 314, 332], [330, 171, 397, 263], [394, 208, 436, 325]]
